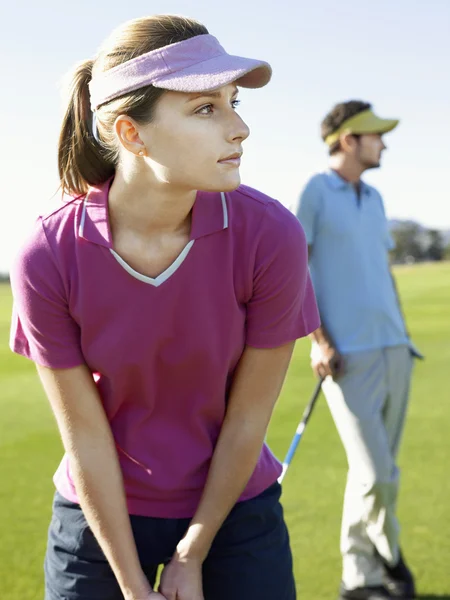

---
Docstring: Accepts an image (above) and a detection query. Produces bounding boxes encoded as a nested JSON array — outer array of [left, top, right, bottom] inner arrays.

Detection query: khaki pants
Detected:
[[322, 345, 413, 589]]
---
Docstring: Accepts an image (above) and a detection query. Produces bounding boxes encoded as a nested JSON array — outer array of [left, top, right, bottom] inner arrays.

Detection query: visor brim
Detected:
[[352, 117, 399, 136], [152, 54, 272, 93]]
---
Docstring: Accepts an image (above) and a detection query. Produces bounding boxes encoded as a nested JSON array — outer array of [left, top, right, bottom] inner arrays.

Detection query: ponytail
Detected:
[[58, 59, 115, 196]]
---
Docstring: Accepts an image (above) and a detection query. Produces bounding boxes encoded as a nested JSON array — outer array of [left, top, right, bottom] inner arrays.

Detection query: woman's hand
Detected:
[[159, 553, 204, 600], [132, 592, 168, 600], [127, 585, 169, 600]]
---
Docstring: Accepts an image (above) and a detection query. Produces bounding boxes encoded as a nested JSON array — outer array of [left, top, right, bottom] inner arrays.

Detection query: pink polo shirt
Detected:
[[10, 180, 319, 518]]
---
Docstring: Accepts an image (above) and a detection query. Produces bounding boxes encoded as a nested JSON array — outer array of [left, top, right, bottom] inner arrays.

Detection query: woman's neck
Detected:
[[108, 168, 196, 236]]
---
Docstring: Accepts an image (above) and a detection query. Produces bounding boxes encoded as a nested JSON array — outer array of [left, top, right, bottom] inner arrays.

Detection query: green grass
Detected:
[[1, 263, 450, 599]]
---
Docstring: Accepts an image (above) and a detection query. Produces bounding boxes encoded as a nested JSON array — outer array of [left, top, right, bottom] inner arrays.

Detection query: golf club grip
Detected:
[[301, 377, 324, 424]]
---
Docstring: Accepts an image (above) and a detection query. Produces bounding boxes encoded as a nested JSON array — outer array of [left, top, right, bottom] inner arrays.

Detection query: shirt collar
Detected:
[[78, 179, 113, 248], [326, 169, 371, 196], [78, 179, 228, 246], [189, 190, 228, 240]]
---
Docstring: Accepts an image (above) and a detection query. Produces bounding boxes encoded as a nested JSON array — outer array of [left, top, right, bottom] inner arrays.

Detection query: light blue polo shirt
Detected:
[[296, 170, 408, 354]]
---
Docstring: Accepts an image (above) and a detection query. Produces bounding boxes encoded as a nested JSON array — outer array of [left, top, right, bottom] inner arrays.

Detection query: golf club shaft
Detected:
[[278, 377, 324, 483]]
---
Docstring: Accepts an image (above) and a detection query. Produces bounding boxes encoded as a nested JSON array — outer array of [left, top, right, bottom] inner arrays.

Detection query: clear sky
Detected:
[[1, 0, 449, 272]]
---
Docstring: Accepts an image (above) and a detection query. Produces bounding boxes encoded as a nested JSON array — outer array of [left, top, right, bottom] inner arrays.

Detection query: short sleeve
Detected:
[[386, 231, 396, 251], [10, 219, 85, 369], [295, 177, 322, 245], [375, 191, 396, 251], [245, 202, 320, 348]]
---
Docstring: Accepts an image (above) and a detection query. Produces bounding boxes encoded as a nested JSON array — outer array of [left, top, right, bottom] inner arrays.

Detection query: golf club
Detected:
[[278, 377, 324, 483]]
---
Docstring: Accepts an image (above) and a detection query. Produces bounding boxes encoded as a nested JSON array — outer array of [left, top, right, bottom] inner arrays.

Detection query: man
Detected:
[[296, 101, 419, 600]]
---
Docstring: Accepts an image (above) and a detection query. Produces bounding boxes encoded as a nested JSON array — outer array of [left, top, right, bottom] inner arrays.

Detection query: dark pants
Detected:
[[44, 482, 296, 599]]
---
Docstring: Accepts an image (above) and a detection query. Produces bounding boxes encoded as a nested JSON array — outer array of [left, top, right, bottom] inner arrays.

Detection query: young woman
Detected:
[[10, 14, 319, 600]]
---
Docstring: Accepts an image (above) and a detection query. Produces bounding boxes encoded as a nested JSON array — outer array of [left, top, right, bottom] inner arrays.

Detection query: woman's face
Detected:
[[133, 83, 250, 192]]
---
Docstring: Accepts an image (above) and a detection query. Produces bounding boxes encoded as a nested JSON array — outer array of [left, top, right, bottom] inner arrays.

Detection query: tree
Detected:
[[390, 222, 425, 263], [426, 230, 444, 261], [390, 223, 446, 263], [444, 244, 450, 261]]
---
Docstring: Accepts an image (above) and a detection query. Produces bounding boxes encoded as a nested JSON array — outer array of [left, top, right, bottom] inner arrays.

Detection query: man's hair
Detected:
[[321, 100, 372, 155]]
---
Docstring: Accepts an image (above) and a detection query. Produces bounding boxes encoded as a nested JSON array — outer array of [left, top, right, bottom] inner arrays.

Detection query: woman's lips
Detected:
[[218, 157, 241, 166], [218, 152, 242, 166]]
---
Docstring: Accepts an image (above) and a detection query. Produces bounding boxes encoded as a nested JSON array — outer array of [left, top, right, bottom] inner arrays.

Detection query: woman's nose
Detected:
[[228, 112, 250, 143]]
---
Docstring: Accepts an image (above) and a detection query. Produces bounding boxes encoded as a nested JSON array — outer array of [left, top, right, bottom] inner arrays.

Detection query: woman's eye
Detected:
[[195, 99, 240, 115], [196, 104, 213, 115]]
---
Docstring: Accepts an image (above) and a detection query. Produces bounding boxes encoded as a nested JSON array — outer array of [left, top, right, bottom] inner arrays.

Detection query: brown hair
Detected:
[[320, 100, 372, 155], [58, 15, 209, 196]]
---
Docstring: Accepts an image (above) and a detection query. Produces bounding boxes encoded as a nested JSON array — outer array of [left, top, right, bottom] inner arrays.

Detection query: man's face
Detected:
[[355, 133, 387, 170]]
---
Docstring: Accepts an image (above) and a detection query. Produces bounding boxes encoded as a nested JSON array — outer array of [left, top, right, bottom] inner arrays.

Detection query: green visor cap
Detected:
[[325, 109, 399, 146]]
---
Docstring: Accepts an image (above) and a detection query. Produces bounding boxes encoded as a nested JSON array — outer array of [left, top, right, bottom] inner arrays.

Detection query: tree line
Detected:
[[390, 222, 450, 264]]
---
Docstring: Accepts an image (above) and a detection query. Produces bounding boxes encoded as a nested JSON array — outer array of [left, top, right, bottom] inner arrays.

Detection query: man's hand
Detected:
[[311, 343, 345, 380], [159, 551, 204, 600]]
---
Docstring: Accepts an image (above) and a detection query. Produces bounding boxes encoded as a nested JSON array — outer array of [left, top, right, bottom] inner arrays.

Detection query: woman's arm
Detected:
[[159, 342, 294, 600], [179, 342, 294, 555], [37, 364, 163, 600]]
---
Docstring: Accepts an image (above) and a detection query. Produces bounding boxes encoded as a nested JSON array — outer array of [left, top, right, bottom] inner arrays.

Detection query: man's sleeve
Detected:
[[295, 177, 322, 246], [376, 192, 396, 251]]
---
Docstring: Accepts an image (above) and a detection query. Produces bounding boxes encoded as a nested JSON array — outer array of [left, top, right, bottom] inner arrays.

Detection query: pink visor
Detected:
[[89, 34, 272, 111]]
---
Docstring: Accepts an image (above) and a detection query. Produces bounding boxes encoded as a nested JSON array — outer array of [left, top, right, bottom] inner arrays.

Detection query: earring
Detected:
[[138, 150, 145, 156]]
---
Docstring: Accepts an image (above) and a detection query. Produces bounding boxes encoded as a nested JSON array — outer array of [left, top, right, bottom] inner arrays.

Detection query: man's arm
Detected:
[[307, 244, 344, 379], [297, 184, 345, 380], [309, 318, 344, 379], [390, 268, 409, 337]]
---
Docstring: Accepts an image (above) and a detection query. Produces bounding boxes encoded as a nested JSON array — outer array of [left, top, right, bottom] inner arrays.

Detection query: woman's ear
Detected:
[[114, 115, 147, 157]]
